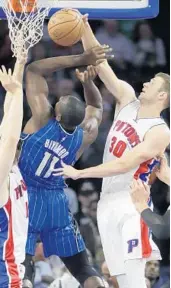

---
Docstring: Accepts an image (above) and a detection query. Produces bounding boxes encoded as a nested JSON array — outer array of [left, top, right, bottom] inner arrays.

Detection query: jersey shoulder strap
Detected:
[[115, 99, 140, 121]]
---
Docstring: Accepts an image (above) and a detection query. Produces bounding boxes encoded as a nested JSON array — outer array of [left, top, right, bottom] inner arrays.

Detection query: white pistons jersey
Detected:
[[102, 100, 166, 196], [0, 165, 28, 288]]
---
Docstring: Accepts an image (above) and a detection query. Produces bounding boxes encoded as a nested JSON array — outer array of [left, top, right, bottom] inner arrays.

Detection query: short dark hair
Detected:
[[156, 72, 170, 108], [60, 96, 85, 130]]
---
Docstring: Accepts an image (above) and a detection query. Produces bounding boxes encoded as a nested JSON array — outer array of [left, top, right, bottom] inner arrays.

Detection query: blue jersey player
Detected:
[[19, 47, 112, 288]]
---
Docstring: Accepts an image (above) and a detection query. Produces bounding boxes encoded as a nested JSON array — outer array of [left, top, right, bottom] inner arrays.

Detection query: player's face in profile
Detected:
[[139, 76, 165, 103]]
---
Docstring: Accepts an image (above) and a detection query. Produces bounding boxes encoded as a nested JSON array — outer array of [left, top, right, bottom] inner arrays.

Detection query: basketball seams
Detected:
[[48, 9, 84, 46], [48, 12, 78, 30], [48, 18, 78, 32], [52, 20, 81, 42]]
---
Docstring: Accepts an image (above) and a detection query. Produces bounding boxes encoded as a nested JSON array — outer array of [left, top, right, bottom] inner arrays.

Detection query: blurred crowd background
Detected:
[[0, 1, 170, 287]]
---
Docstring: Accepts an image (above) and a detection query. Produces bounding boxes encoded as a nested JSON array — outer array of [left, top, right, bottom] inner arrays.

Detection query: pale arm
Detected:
[[0, 62, 25, 133], [0, 65, 24, 192], [81, 21, 136, 107], [58, 125, 170, 180], [76, 66, 103, 159], [78, 125, 169, 179]]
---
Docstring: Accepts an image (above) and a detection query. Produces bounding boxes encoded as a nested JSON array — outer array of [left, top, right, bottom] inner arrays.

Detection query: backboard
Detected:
[[0, 0, 159, 19]]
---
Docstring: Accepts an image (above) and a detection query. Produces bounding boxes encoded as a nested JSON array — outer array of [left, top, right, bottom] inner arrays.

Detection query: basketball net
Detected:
[[0, 0, 57, 62]]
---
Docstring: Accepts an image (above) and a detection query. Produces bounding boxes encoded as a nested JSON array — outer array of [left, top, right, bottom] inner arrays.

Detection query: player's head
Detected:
[[139, 73, 170, 110], [55, 95, 85, 131]]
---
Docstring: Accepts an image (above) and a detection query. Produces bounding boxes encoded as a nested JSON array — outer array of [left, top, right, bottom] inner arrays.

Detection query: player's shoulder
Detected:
[[22, 117, 55, 137], [150, 121, 169, 133], [145, 121, 170, 142], [115, 99, 140, 119]]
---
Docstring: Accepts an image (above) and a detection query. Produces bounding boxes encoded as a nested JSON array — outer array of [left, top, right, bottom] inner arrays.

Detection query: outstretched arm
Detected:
[[56, 124, 170, 179], [25, 46, 111, 131], [76, 66, 103, 159], [81, 18, 136, 109], [0, 63, 24, 206]]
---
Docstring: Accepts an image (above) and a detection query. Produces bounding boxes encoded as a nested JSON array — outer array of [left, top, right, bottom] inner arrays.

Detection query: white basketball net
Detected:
[[0, 0, 57, 61]]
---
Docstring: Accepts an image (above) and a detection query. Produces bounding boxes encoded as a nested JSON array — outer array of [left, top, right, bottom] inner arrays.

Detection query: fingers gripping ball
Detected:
[[48, 9, 84, 46]]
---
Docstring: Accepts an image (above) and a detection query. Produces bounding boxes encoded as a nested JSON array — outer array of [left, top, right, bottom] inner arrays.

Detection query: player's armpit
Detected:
[[23, 117, 42, 134], [25, 68, 52, 129], [96, 61, 136, 108]]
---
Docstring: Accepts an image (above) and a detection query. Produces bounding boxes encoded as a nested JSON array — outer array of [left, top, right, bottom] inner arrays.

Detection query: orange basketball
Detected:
[[48, 9, 84, 47]]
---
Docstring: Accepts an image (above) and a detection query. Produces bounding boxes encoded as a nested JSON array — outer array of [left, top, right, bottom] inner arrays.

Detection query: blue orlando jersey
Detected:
[[18, 119, 83, 190]]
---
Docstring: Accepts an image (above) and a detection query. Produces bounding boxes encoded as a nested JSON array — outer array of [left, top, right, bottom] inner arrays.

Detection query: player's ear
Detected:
[[158, 91, 167, 102], [56, 114, 62, 122]]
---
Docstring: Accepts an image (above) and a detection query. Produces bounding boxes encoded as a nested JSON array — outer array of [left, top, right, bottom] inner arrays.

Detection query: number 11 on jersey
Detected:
[[35, 151, 59, 178]]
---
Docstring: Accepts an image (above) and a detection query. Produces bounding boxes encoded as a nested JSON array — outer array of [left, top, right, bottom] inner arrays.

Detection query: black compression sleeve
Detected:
[[141, 208, 170, 240]]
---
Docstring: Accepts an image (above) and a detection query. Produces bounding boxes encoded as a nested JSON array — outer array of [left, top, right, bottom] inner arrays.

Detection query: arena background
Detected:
[[0, 0, 170, 287]]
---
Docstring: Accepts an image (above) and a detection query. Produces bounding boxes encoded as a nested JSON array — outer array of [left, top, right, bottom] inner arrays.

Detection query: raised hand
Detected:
[[83, 45, 114, 66], [76, 65, 97, 83], [0, 66, 22, 94]]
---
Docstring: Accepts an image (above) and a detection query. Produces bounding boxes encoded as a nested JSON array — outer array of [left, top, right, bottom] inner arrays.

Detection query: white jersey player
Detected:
[[0, 62, 28, 288], [56, 18, 170, 288]]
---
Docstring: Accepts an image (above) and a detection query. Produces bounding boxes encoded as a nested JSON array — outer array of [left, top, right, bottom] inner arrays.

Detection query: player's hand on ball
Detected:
[[84, 45, 114, 66], [0, 66, 22, 93], [76, 65, 97, 83], [53, 162, 80, 180]]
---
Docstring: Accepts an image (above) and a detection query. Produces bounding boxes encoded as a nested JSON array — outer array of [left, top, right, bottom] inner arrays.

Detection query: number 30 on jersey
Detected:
[[109, 136, 127, 158]]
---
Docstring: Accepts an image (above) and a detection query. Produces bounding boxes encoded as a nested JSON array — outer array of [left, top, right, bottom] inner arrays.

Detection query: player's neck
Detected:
[[138, 103, 161, 119]]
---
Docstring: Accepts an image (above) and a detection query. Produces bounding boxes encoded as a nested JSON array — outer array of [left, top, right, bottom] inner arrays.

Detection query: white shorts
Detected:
[[97, 193, 161, 276]]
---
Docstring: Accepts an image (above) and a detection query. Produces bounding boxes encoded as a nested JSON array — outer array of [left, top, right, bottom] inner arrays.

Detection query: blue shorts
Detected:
[[26, 188, 85, 257]]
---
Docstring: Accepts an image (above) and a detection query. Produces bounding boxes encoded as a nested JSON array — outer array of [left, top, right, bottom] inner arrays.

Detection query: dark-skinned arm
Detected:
[[25, 46, 111, 133], [76, 66, 103, 159], [82, 68, 102, 125], [27, 45, 112, 76]]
